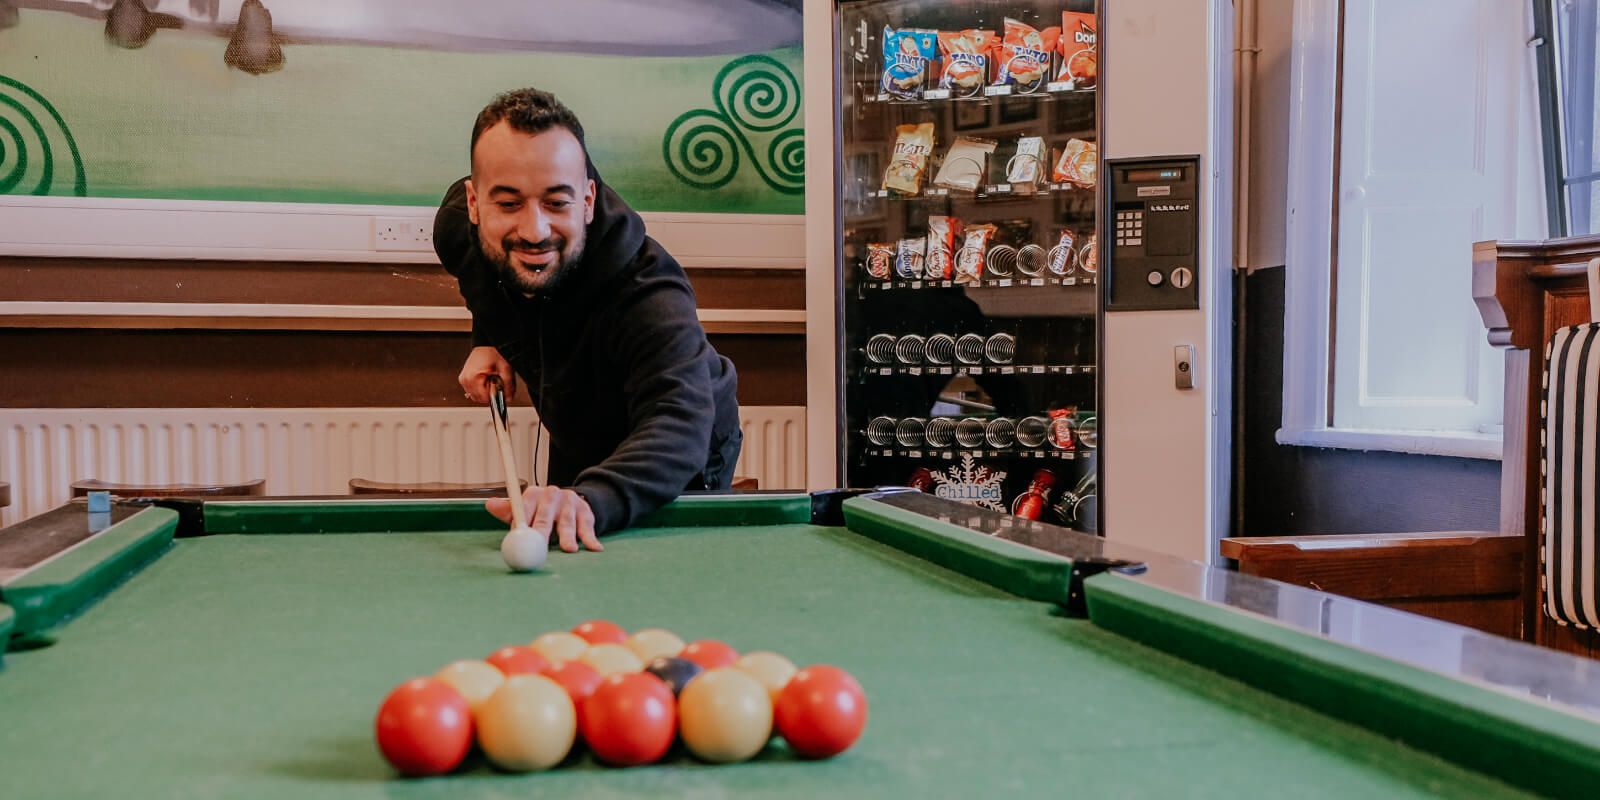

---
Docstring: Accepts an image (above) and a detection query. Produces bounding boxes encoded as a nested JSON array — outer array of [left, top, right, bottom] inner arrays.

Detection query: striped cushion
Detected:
[[1542, 323, 1600, 629]]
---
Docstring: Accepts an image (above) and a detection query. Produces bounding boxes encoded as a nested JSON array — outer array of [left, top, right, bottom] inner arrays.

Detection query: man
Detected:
[[436, 88, 742, 554]]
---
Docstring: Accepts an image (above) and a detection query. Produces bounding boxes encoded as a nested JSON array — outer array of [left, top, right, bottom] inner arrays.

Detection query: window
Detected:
[[1543, 0, 1600, 235], [1280, 0, 1546, 459]]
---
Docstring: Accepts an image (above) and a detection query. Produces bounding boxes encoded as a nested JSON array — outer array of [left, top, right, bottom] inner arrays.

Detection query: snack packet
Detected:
[[895, 237, 926, 278], [1052, 138, 1098, 187], [866, 242, 895, 280], [884, 122, 936, 195], [938, 29, 995, 97], [1047, 230, 1077, 275], [925, 216, 961, 280], [1057, 12, 1097, 87], [996, 18, 1058, 92], [1078, 233, 1098, 275], [882, 27, 938, 99], [1006, 136, 1048, 190], [956, 224, 996, 284], [933, 136, 997, 192]]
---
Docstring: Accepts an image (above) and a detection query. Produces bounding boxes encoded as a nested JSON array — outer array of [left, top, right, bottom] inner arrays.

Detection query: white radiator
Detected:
[[0, 406, 805, 525]]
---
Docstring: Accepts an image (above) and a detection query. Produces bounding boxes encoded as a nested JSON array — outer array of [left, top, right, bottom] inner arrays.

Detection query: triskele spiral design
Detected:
[[0, 76, 86, 196], [664, 55, 802, 194]]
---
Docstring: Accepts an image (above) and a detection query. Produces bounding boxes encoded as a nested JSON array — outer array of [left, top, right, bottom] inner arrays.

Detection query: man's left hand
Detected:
[[487, 485, 603, 554]]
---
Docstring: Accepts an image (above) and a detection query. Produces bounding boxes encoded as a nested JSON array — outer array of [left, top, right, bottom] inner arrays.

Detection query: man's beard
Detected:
[[483, 232, 584, 295]]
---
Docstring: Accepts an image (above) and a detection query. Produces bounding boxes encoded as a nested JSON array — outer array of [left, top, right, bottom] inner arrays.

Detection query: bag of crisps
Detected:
[[938, 29, 995, 97], [1057, 12, 1097, 87], [1052, 138, 1098, 188], [884, 122, 936, 195], [997, 18, 1058, 93], [882, 27, 938, 99]]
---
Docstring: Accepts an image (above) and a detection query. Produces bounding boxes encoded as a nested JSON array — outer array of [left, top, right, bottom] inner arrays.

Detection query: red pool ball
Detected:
[[374, 678, 473, 776], [486, 645, 551, 677], [680, 639, 739, 670], [572, 619, 628, 645], [542, 660, 604, 727], [580, 672, 677, 766], [774, 665, 868, 759]]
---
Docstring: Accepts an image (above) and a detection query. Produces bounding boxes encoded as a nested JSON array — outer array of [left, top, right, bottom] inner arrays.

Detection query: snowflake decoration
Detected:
[[930, 453, 1008, 512]]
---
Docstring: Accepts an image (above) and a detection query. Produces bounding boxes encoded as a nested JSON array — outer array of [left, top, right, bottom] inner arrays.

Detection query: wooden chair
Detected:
[[731, 476, 759, 491], [348, 478, 526, 498], [70, 478, 266, 499], [1475, 234, 1600, 655]]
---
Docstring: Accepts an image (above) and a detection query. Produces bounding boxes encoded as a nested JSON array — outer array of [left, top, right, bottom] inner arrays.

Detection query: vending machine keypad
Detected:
[[1104, 157, 1201, 311]]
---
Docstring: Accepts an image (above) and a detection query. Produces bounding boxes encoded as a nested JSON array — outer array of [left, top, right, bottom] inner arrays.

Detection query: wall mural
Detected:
[[0, 0, 804, 213]]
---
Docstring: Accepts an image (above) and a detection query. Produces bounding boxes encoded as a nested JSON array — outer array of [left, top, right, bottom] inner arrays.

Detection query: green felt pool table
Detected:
[[2, 490, 1599, 799]]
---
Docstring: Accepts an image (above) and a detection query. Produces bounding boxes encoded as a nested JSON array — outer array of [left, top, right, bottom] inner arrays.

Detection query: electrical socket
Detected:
[[373, 217, 433, 251]]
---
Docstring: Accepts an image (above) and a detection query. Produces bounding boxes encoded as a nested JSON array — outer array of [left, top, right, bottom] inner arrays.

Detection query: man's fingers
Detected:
[[485, 497, 513, 524], [557, 501, 580, 553], [578, 505, 603, 552], [526, 485, 560, 534]]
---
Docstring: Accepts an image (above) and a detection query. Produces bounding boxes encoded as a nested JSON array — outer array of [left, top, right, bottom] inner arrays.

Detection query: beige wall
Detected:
[[1246, 0, 1294, 272]]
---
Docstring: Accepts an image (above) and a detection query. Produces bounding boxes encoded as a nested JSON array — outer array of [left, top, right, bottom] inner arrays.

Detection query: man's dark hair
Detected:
[[470, 88, 586, 157]]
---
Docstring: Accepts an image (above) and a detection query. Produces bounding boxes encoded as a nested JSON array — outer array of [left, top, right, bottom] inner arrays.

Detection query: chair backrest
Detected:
[[1476, 236, 1600, 657], [69, 478, 266, 498]]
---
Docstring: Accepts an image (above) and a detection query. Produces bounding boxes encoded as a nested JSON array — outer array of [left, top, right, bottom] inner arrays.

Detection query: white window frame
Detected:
[[1278, 0, 1543, 461]]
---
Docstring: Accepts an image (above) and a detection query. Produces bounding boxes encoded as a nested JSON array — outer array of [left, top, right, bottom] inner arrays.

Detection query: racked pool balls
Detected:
[[644, 655, 704, 696], [572, 619, 628, 646], [486, 645, 551, 677], [475, 674, 576, 772], [774, 665, 867, 759], [678, 668, 773, 763], [374, 678, 473, 776], [680, 639, 740, 670], [581, 672, 677, 766]]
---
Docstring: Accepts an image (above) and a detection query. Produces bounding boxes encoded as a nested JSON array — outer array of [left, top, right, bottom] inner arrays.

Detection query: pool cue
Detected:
[[485, 375, 529, 530]]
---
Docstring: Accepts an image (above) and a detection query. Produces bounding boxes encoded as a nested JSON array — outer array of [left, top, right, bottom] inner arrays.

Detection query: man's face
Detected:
[[466, 122, 596, 295]]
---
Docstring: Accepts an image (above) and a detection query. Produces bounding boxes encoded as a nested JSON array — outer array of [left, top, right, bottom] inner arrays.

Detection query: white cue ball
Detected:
[[501, 525, 549, 572]]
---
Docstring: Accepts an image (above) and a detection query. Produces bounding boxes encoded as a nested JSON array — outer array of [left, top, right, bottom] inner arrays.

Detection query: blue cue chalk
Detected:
[[87, 490, 112, 514]]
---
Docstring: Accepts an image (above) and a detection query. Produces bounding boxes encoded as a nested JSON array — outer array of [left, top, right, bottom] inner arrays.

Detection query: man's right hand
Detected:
[[459, 346, 516, 404]]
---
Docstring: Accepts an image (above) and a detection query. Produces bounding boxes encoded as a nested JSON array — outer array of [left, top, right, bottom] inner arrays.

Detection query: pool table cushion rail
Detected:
[[841, 496, 1145, 611], [0, 506, 178, 644], [1087, 573, 1600, 800], [193, 492, 815, 535]]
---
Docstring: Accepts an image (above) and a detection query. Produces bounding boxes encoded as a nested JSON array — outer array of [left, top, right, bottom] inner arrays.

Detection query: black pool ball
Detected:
[[645, 656, 704, 696]]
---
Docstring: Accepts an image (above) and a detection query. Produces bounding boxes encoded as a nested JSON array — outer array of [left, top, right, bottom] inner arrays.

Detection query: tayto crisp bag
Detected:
[[997, 18, 1058, 93], [882, 27, 938, 99], [938, 29, 995, 97]]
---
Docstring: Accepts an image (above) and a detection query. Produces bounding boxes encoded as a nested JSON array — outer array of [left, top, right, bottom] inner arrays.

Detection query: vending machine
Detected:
[[803, 0, 1233, 562]]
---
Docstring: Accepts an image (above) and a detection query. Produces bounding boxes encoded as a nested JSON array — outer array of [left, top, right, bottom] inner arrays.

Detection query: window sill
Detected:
[[1275, 427, 1502, 461]]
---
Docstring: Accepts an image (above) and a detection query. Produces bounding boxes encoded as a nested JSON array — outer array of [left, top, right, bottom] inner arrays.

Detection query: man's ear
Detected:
[[465, 178, 481, 226], [585, 179, 596, 225]]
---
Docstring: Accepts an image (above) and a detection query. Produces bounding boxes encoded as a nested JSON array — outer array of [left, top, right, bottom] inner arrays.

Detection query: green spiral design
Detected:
[[714, 55, 799, 133], [662, 109, 742, 191], [763, 127, 804, 193], [0, 75, 87, 197], [663, 55, 803, 196]]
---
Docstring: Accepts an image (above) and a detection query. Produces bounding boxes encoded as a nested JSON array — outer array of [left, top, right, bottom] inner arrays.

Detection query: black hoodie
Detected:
[[433, 167, 741, 534]]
